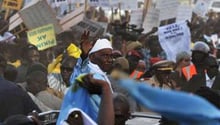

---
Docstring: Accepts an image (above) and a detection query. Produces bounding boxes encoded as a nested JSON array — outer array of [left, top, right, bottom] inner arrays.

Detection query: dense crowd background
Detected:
[[1, 1, 220, 125]]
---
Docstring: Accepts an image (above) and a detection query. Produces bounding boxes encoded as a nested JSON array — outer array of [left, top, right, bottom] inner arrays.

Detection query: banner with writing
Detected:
[[89, 0, 110, 7], [27, 24, 57, 51], [71, 18, 104, 40], [158, 21, 191, 62], [2, 0, 23, 10], [193, 0, 210, 17]]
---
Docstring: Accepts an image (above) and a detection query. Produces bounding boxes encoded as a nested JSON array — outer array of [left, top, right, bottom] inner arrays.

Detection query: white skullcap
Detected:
[[89, 39, 112, 55]]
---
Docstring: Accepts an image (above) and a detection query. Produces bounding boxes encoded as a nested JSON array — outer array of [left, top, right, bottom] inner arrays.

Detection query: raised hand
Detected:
[[79, 74, 109, 95], [80, 31, 94, 58]]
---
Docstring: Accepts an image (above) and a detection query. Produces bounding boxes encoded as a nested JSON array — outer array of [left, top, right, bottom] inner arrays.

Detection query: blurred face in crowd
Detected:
[[114, 100, 130, 125], [206, 57, 219, 79], [178, 57, 191, 68], [61, 57, 77, 86], [149, 41, 162, 57], [89, 48, 113, 73], [191, 51, 207, 64], [155, 70, 173, 87], [135, 60, 146, 72], [28, 49, 40, 63], [26, 71, 47, 95]]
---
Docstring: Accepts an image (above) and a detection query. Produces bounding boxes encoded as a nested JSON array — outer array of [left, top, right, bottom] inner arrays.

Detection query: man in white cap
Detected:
[[70, 38, 113, 84], [57, 38, 114, 125]]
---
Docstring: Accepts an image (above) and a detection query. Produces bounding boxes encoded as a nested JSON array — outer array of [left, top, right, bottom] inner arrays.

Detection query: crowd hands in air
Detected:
[[1, 7, 220, 125]]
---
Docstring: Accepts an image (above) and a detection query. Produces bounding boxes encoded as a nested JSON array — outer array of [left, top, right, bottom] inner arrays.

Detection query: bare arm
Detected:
[[82, 74, 115, 125], [98, 82, 114, 125]]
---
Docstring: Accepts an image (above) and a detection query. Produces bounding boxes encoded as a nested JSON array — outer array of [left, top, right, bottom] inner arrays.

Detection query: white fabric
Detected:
[[89, 39, 112, 55], [158, 21, 191, 62], [88, 61, 113, 93], [28, 92, 51, 112], [61, 108, 97, 125], [48, 73, 67, 94], [0, 32, 16, 43], [205, 73, 215, 88]]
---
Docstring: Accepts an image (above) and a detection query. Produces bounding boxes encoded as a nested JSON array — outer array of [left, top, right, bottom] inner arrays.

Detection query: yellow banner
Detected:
[[27, 24, 57, 51], [2, 0, 23, 10]]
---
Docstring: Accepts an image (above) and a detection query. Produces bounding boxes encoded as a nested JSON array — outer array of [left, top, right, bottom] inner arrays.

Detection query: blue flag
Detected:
[[118, 79, 220, 125]]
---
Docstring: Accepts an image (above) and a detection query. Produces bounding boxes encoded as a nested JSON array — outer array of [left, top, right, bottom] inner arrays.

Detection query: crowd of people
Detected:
[[1, 4, 220, 125]]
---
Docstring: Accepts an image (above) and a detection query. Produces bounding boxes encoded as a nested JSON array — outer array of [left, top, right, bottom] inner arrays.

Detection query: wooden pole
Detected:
[[111, 7, 113, 22], [84, 0, 88, 12], [4, 8, 10, 20], [142, 0, 152, 24], [118, 2, 121, 22]]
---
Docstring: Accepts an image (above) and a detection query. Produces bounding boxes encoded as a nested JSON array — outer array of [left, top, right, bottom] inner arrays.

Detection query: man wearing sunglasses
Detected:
[[184, 55, 220, 93]]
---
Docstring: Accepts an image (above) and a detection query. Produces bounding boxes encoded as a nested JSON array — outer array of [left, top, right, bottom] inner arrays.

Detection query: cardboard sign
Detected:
[[60, 4, 85, 31], [97, 22, 108, 34], [193, 0, 210, 17], [156, 0, 179, 9], [60, 4, 104, 39], [158, 21, 191, 62], [27, 24, 57, 51], [156, 0, 180, 21], [142, 8, 160, 33], [8, 13, 23, 31], [2, 0, 23, 10], [120, 0, 138, 10], [129, 9, 143, 28], [71, 17, 104, 40], [19, 0, 62, 34], [176, 4, 192, 22], [89, 0, 110, 7], [109, 0, 137, 10], [53, 0, 68, 7]]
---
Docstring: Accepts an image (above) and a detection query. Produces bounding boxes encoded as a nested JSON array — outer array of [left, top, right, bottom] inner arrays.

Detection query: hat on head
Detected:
[[192, 41, 210, 54], [114, 57, 129, 71], [89, 39, 112, 55], [176, 51, 191, 64], [126, 41, 142, 52], [127, 50, 143, 59], [152, 60, 174, 71]]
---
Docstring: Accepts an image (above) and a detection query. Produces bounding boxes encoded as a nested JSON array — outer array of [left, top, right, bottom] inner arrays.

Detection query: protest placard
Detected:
[[60, 4, 104, 40], [8, 13, 23, 31], [71, 17, 104, 40], [156, 0, 179, 10], [19, 0, 62, 34], [193, 0, 210, 17], [129, 9, 143, 28], [156, 0, 179, 21], [109, 0, 138, 10], [60, 4, 85, 31], [158, 21, 191, 62], [120, 0, 138, 10], [89, 0, 110, 7], [27, 24, 57, 51], [176, 4, 192, 22], [2, 0, 23, 10], [142, 8, 159, 33], [53, 0, 68, 7], [97, 22, 108, 34]]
